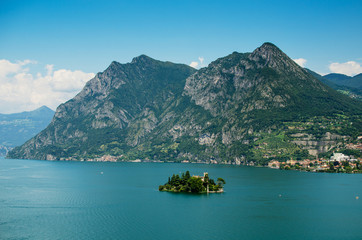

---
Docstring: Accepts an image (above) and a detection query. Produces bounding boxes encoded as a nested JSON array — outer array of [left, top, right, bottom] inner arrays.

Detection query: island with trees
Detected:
[[159, 171, 225, 193]]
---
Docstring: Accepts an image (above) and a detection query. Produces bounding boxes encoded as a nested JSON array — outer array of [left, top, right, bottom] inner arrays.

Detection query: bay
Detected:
[[1, 157, 361, 240]]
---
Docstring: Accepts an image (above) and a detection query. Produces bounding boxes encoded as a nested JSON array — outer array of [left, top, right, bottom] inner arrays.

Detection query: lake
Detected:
[[1, 157, 362, 240]]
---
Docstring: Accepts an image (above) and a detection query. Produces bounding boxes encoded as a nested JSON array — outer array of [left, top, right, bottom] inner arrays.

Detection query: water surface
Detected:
[[1, 158, 361, 240]]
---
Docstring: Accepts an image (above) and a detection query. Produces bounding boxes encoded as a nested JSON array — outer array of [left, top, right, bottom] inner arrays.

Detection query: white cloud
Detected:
[[51, 68, 93, 92], [189, 56, 206, 69], [293, 58, 307, 68], [0, 59, 95, 114], [190, 61, 199, 68], [0, 59, 36, 78], [198, 57, 204, 64], [329, 61, 362, 76]]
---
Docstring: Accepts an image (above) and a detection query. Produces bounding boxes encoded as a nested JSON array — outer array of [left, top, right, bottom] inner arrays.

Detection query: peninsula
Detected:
[[159, 171, 225, 193]]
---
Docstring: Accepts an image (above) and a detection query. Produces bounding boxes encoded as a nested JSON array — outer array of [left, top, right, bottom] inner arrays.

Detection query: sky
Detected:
[[1, 0, 362, 113]]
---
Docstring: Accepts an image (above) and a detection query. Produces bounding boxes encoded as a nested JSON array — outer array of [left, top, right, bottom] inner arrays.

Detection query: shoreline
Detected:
[[3, 156, 362, 174], [160, 189, 224, 194]]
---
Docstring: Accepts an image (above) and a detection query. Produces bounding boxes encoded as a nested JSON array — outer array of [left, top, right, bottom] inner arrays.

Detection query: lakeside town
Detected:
[[267, 152, 362, 173]]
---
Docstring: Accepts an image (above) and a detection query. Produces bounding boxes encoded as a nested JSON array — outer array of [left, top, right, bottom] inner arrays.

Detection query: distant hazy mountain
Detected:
[[0, 106, 54, 155], [324, 73, 362, 90], [8, 43, 362, 164], [305, 69, 362, 100]]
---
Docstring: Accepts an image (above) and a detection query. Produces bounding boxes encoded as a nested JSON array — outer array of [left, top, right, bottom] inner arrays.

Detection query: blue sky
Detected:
[[1, 0, 362, 113]]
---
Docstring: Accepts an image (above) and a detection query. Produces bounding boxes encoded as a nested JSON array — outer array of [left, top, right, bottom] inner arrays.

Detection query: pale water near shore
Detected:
[[1, 158, 362, 240]]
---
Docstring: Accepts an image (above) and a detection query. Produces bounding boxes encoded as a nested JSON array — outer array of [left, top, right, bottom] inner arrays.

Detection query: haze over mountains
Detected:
[[8, 43, 362, 164], [0, 106, 54, 156]]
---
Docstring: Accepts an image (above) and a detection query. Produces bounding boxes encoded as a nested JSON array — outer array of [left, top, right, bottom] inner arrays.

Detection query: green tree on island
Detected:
[[217, 177, 225, 186], [188, 177, 204, 193], [159, 171, 225, 193]]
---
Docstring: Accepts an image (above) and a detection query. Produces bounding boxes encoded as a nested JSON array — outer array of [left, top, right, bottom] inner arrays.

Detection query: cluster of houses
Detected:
[[59, 155, 122, 162], [268, 152, 361, 172]]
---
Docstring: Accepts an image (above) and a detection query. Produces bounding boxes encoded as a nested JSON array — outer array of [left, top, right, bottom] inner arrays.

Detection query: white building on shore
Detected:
[[330, 153, 352, 162]]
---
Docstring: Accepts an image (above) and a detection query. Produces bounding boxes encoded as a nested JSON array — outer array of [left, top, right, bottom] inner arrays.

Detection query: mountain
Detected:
[[8, 43, 362, 164], [0, 106, 54, 156], [324, 73, 351, 83], [8, 57, 196, 160], [306, 69, 340, 88], [324, 73, 362, 90], [306, 69, 362, 100]]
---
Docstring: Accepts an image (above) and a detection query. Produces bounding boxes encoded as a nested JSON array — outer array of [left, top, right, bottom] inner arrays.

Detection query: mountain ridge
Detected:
[[8, 43, 362, 163], [323, 72, 362, 90], [306, 69, 362, 100]]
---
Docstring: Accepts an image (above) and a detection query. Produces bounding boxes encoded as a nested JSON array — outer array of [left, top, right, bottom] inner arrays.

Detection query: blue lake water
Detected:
[[1, 157, 362, 240]]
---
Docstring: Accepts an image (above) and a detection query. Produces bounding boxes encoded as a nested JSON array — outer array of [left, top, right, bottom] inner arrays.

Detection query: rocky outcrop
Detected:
[[290, 132, 347, 156]]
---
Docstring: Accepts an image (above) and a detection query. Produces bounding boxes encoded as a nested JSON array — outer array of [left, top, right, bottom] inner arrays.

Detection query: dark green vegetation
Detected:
[[324, 73, 362, 90], [306, 69, 362, 100], [8, 43, 362, 164], [158, 171, 225, 193], [0, 106, 54, 156]]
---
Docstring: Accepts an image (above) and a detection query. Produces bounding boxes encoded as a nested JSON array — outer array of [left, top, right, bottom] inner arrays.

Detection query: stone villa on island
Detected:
[[199, 172, 224, 193]]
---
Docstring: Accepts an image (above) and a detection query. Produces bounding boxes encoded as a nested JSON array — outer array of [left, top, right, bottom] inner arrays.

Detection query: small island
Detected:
[[159, 171, 225, 193]]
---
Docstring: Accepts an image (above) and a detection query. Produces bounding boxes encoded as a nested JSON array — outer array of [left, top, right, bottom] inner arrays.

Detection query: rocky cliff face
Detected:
[[8, 43, 362, 163], [180, 43, 360, 156], [9, 56, 196, 160], [184, 43, 328, 117]]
